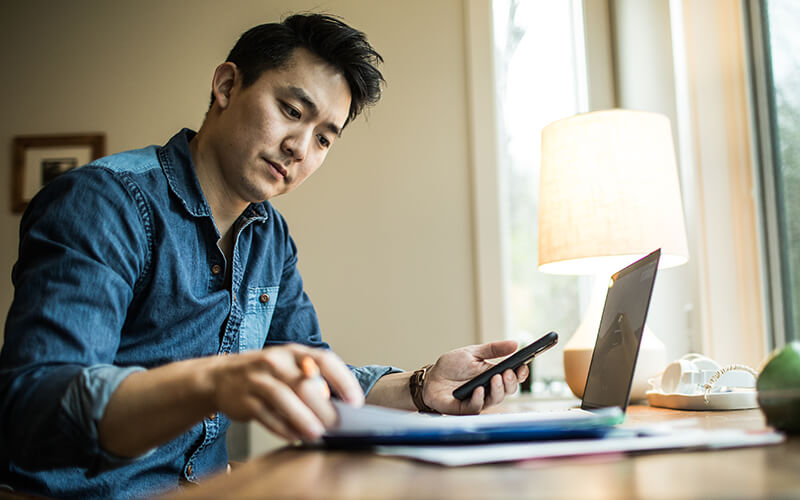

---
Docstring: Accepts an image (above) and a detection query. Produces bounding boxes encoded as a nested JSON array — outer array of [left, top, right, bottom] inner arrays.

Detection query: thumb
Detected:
[[470, 340, 518, 361]]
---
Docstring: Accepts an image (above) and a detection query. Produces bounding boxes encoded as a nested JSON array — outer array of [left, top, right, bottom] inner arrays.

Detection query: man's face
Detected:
[[211, 48, 351, 203]]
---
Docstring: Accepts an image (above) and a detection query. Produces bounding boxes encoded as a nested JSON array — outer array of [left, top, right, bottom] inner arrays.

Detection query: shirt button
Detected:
[[187, 464, 193, 476], [211, 264, 222, 275], [259, 293, 270, 304]]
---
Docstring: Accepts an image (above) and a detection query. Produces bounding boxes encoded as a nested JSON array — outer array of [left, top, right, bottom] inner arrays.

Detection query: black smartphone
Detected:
[[452, 331, 558, 401]]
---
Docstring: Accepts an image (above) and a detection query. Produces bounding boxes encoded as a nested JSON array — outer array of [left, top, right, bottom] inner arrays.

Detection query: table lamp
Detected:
[[538, 109, 689, 401]]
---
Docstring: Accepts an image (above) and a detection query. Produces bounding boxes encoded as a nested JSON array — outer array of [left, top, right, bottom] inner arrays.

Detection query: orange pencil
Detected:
[[301, 356, 330, 398]]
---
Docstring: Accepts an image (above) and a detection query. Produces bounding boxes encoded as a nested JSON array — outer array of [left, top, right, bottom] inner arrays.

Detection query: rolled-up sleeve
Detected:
[[0, 167, 150, 472], [60, 365, 154, 475], [350, 365, 403, 395]]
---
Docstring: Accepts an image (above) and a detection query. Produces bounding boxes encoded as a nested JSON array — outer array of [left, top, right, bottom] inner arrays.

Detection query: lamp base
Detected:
[[564, 326, 666, 401], [564, 347, 594, 399]]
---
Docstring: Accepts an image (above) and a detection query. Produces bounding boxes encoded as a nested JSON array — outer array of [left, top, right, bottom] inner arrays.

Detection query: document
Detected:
[[373, 427, 785, 466], [324, 402, 784, 465], [323, 401, 623, 446]]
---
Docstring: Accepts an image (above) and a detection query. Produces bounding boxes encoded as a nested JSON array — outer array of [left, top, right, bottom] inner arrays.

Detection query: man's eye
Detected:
[[318, 135, 331, 148], [283, 103, 301, 119]]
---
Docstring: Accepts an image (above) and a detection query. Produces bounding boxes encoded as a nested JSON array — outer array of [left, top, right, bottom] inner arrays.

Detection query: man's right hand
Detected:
[[207, 344, 364, 441]]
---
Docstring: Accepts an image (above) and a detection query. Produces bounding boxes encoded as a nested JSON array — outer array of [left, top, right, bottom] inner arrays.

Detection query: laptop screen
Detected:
[[581, 249, 661, 411]]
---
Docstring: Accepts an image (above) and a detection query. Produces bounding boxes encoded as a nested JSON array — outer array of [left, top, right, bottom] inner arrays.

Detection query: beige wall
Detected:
[[0, 0, 480, 370]]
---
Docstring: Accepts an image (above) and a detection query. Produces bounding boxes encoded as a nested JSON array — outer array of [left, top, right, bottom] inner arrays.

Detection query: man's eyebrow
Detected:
[[289, 86, 342, 137]]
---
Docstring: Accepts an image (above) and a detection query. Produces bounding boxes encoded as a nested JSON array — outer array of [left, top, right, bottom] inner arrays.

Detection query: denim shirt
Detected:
[[0, 129, 399, 500]]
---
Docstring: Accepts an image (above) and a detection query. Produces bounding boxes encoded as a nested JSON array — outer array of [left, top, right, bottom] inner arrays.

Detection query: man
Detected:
[[0, 14, 527, 499]]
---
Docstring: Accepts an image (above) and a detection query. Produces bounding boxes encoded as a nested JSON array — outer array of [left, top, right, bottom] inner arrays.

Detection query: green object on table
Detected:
[[757, 341, 800, 433]]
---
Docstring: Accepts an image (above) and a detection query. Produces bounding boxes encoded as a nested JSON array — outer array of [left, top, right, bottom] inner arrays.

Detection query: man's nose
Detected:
[[282, 129, 312, 163]]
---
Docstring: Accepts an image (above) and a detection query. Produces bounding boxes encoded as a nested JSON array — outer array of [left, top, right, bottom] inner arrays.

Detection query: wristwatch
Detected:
[[409, 364, 439, 413]]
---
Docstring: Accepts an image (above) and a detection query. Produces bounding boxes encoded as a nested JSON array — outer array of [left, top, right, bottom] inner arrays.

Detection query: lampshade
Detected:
[[538, 109, 688, 275]]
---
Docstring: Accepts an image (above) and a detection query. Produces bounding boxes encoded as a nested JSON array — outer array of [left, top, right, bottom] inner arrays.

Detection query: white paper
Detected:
[[374, 428, 785, 466]]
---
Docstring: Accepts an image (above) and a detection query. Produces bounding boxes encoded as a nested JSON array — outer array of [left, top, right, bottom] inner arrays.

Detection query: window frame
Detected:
[[464, 0, 510, 345]]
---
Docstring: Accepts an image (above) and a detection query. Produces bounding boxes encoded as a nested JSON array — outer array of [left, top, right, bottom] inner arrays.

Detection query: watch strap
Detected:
[[409, 364, 439, 413]]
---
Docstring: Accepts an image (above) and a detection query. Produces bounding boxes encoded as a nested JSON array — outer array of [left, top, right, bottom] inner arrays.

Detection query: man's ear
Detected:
[[211, 62, 238, 109]]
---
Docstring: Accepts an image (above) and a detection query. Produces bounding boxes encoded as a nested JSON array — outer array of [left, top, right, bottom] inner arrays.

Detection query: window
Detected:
[[492, 0, 587, 387], [475, 0, 768, 379], [749, 0, 800, 345]]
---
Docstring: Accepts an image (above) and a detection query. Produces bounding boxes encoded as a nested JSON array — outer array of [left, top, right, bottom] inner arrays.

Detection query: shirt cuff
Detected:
[[60, 364, 154, 474], [349, 364, 403, 396]]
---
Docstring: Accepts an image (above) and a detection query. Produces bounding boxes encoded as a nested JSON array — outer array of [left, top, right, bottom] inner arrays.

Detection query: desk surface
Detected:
[[162, 397, 800, 499]]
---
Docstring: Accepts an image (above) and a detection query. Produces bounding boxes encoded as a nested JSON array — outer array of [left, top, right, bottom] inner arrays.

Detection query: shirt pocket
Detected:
[[239, 285, 280, 352]]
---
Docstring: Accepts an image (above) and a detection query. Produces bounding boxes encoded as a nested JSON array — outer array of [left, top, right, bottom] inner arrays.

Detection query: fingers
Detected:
[[469, 339, 518, 361], [482, 369, 522, 409], [295, 358, 337, 430], [305, 349, 364, 407], [272, 348, 352, 435], [515, 363, 529, 384], [461, 385, 485, 414], [259, 345, 359, 422], [250, 371, 328, 440], [214, 345, 362, 442], [484, 373, 506, 407], [464, 370, 518, 413], [501, 369, 517, 395], [250, 398, 300, 442]]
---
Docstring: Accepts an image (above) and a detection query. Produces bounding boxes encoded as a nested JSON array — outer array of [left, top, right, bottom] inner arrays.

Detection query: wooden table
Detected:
[[162, 397, 800, 499]]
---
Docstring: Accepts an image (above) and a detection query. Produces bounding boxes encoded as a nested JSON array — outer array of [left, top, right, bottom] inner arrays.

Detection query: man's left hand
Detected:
[[422, 340, 529, 415]]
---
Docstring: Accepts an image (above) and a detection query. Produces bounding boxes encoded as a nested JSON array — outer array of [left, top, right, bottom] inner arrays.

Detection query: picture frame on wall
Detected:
[[11, 134, 105, 213]]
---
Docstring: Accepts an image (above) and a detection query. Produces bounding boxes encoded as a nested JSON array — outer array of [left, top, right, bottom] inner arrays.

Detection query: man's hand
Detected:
[[100, 344, 363, 457], [422, 340, 529, 415], [208, 344, 364, 441]]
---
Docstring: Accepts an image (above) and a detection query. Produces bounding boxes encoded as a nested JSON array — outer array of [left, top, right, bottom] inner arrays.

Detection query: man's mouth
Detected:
[[263, 158, 288, 179]]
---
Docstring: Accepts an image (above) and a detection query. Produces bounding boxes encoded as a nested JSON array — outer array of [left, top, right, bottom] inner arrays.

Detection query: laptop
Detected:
[[581, 247, 661, 411], [322, 249, 661, 446]]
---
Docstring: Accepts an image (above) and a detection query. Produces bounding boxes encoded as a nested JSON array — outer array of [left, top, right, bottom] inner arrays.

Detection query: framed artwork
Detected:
[[11, 133, 105, 213]]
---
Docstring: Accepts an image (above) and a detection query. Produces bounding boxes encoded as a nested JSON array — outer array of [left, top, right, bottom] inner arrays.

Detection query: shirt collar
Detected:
[[158, 128, 268, 221], [158, 128, 211, 218]]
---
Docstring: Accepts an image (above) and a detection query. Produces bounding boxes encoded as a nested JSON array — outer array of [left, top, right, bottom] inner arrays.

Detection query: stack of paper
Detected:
[[323, 401, 784, 466]]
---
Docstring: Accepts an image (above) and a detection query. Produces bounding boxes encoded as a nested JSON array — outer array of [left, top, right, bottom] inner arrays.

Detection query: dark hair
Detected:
[[212, 13, 384, 126]]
